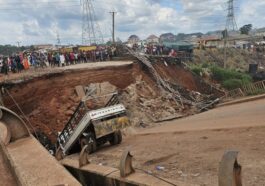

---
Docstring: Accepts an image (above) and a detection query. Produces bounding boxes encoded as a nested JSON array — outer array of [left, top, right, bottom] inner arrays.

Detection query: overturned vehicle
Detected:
[[55, 92, 130, 159]]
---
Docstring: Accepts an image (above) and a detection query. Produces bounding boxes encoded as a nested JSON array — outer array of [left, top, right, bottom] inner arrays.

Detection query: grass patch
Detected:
[[211, 66, 252, 90], [188, 64, 252, 90], [211, 66, 251, 82]]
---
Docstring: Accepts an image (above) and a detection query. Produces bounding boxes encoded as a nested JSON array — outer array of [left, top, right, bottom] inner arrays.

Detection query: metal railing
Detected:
[[58, 101, 87, 146], [126, 47, 184, 106], [241, 80, 265, 95], [222, 80, 265, 100]]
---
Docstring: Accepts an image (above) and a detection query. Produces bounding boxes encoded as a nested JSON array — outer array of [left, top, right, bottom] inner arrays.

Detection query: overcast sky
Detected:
[[0, 0, 264, 45]]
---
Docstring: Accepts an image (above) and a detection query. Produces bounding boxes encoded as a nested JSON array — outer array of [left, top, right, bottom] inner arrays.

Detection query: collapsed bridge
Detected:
[[0, 55, 229, 185]]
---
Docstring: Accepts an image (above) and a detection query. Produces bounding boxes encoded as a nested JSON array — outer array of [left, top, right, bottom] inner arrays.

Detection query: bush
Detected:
[[188, 64, 253, 91], [201, 62, 209, 68], [211, 66, 252, 83], [222, 79, 243, 90], [191, 66, 202, 76]]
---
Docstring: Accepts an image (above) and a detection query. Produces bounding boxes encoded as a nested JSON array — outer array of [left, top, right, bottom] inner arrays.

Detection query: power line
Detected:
[[224, 0, 238, 68], [226, 0, 238, 31], [81, 0, 104, 45]]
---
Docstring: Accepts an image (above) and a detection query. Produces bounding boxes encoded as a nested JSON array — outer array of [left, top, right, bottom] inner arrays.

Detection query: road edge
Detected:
[[218, 94, 265, 107]]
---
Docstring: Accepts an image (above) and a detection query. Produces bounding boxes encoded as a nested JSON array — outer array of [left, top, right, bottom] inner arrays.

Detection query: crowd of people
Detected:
[[0, 54, 29, 75], [0, 46, 117, 75], [130, 43, 193, 59], [47, 46, 116, 67], [132, 43, 178, 57]]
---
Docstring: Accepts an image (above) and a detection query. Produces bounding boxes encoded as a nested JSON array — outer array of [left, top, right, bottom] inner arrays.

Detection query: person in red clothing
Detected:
[[69, 52, 75, 65], [169, 49, 177, 57], [22, 54, 30, 70], [48, 53, 53, 66]]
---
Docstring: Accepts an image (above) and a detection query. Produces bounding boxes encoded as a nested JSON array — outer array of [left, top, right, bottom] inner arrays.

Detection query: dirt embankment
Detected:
[[2, 61, 219, 141], [153, 61, 224, 97], [3, 64, 136, 140]]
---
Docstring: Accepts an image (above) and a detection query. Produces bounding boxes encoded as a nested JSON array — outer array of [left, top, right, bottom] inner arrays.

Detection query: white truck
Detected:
[[56, 94, 128, 157]]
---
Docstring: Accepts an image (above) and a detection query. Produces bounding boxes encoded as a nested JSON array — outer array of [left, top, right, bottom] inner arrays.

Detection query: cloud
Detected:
[[0, 0, 264, 45], [238, 0, 265, 28], [22, 20, 41, 36]]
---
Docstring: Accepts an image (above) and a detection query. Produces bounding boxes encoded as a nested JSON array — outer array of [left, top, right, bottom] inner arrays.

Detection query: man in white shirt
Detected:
[[59, 53, 65, 67]]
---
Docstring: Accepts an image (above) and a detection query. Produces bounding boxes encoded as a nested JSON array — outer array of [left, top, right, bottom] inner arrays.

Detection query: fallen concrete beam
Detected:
[[75, 85, 86, 100], [6, 136, 81, 186], [0, 140, 25, 186]]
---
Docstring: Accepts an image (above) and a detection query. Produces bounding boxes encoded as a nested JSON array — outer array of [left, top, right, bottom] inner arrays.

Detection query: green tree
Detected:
[[240, 24, 252, 35], [0, 45, 30, 56]]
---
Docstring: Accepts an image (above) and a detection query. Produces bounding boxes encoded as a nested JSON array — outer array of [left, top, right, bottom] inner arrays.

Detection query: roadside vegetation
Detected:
[[189, 63, 252, 90]]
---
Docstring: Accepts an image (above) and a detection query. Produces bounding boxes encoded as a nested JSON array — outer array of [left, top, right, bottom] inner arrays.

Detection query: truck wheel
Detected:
[[80, 137, 97, 154], [55, 147, 64, 160], [109, 131, 119, 145], [117, 130, 122, 144]]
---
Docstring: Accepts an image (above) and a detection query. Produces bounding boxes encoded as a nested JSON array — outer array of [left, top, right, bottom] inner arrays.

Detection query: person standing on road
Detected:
[[23, 54, 30, 70], [2, 57, 8, 75], [70, 52, 75, 65], [55, 53, 60, 67], [11, 56, 16, 73], [30, 54, 36, 68], [15, 54, 22, 73], [59, 53, 65, 67], [74, 52, 78, 64], [64, 53, 69, 66], [48, 53, 53, 66]]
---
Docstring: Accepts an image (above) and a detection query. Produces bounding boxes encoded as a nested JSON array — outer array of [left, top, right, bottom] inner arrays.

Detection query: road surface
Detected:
[[0, 61, 133, 83], [141, 97, 265, 134], [85, 98, 265, 186]]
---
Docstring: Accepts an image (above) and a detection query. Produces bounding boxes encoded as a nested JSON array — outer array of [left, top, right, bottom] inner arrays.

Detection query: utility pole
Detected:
[[57, 31, 61, 46], [109, 11, 117, 44], [16, 41, 21, 48], [223, 29, 228, 69]]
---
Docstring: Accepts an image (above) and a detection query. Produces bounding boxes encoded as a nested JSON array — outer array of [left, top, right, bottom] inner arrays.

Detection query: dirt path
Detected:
[[141, 98, 265, 134], [85, 99, 265, 186]]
